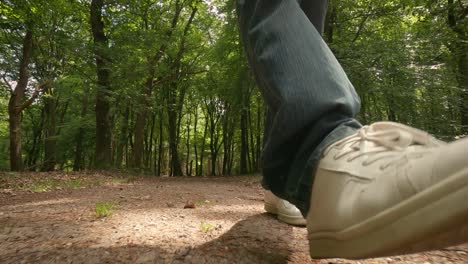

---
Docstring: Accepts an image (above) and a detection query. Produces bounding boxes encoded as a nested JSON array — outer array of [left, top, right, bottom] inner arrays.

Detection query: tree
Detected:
[[446, 0, 467, 133], [91, 0, 113, 168]]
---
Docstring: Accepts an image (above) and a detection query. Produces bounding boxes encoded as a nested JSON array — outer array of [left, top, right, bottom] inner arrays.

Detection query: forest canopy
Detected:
[[0, 0, 466, 174]]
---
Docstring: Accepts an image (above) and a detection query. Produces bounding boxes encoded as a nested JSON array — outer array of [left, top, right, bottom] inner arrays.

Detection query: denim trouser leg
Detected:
[[237, 0, 362, 215]]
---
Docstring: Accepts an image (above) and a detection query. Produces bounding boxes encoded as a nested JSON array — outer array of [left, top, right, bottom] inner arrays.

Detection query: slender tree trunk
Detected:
[[146, 113, 156, 169], [167, 87, 183, 176], [199, 118, 208, 176], [228, 137, 235, 175], [26, 110, 44, 170], [73, 92, 90, 171], [206, 104, 221, 176], [132, 88, 149, 168], [240, 101, 249, 174], [157, 108, 164, 176], [73, 128, 85, 171], [41, 85, 57, 171], [114, 105, 129, 168], [248, 108, 256, 172], [193, 108, 199, 176], [324, 0, 336, 44], [458, 50, 468, 134], [222, 116, 229, 176], [91, 0, 112, 168], [255, 96, 262, 172], [210, 136, 216, 176], [447, 0, 467, 134], [185, 111, 191, 176]]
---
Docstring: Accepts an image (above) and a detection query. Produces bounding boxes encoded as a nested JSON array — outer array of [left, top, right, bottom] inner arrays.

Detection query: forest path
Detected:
[[0, 173, 467, 264]]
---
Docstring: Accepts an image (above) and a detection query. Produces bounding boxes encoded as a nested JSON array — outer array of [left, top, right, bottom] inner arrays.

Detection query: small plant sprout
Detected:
[[200, 222, 214, 232]]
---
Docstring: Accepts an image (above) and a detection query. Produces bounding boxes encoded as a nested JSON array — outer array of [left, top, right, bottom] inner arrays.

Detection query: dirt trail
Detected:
[[0, 173, 467, 263]]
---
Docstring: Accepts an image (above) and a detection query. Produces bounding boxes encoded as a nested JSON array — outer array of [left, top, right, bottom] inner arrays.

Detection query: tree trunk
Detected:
[[255, 96, 262, 172], [248, 108, 256, 172], [166, 6, 197, 176], [73, 92, 90, 171], [41, 85, 57, 171], [193, 108, 199, 176], [26, 110, 44, 170], [458, 49, 468, 134], [114, 104, 129, 168], [157, 108, 164, 176], [324, 0, 336, 44], [447, 0, 468, 134], [199, 117, 208, 176], [8, 28, 34, 171], [240, 108, 248, 174], [167, 87, 183, 176], [146, 113, 156, 169], [132, 101, 148, 168], [8, 112, 22, 171], [91, 0, 112, 168]]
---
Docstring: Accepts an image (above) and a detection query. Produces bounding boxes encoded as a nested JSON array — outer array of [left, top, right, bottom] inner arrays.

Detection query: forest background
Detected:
[[0, 0, 466, 175]]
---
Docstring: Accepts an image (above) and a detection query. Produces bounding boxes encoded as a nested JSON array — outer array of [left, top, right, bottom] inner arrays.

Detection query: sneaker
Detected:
[[307, 122, 468, 259], [264, 190, 306, 226]]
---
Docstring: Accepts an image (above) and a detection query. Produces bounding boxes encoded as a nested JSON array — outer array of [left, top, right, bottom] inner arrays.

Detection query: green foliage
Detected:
[[0, 95, 9, 171], [328, 0, 463, 138], [0, 0, 464, 174], [95, 202, 115, 218]]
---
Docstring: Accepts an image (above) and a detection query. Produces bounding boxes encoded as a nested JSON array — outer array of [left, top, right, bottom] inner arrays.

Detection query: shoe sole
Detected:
[[308, 168, 468, 259], [264, 203, 307, 226]]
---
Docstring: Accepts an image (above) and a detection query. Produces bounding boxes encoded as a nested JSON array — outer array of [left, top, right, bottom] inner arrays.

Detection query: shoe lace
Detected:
[[324, 126, 429, 170]]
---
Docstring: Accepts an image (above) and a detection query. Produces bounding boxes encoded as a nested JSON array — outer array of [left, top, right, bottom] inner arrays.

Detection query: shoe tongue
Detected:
[[369, 122, 444, 147]]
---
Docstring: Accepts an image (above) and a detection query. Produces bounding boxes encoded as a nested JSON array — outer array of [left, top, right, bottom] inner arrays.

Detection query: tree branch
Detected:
[[458, 0, 467, 20], [153, 70, 207, 86], [18, 80, 50, 113], [352, 14, 370, 43], [1, 75, 13, 93]]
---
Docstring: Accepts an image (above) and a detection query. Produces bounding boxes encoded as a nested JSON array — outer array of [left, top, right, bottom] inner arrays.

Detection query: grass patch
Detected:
[[200, 222, 214, 232], [110, 175, 136, 185], [63, 179, 84, 188], [195, 199, 214, 208], [30, 182, 51, 193], [29, 178, 88, 192], [95, 202, 115, 217], [30, 179, 57, 192]]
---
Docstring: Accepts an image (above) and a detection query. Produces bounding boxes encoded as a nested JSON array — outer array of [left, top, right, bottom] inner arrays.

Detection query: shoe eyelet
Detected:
[[379, 164, 388, 170]]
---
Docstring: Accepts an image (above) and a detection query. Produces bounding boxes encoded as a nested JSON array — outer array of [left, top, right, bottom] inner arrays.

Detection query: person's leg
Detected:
[[237, 0, 361, 215], [237, 0, 468, 260], [262, 0, 333, 226], [299, 0, 329, 34]]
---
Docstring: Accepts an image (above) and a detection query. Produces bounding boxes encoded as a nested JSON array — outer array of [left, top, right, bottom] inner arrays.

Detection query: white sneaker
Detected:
[[264, 190, 306, 226], [307, 122, 468, 259]]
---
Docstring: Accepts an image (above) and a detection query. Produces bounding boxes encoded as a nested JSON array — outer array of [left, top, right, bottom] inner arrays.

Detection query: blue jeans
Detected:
[[237, 0, 362, 215]]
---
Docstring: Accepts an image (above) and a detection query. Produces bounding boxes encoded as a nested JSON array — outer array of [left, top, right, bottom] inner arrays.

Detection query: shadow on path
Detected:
[[172, 213, 310, 264]]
